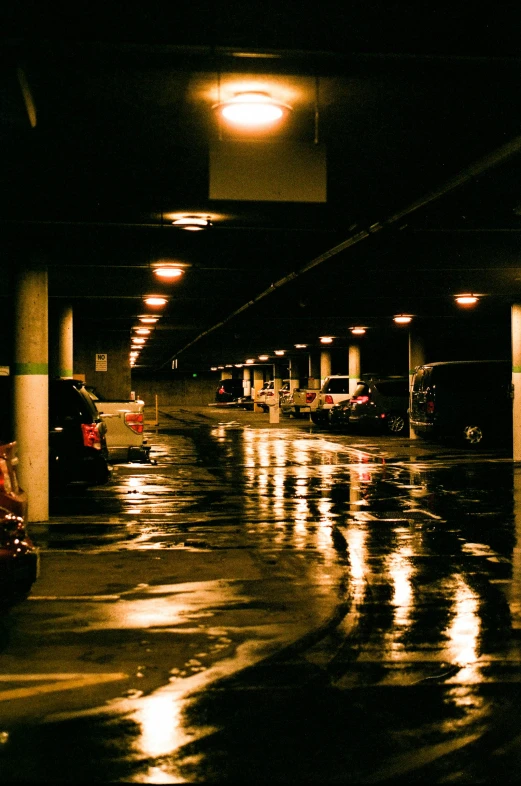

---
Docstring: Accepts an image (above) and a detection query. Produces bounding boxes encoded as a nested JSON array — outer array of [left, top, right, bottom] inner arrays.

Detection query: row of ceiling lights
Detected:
[[207, 296, 481, 370], [129, 81, 481, 367]]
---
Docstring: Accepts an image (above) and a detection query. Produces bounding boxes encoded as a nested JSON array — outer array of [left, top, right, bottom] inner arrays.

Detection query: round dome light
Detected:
[[216, 92, 291, 128]]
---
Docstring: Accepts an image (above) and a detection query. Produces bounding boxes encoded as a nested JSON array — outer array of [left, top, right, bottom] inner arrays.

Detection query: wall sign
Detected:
[[95, 353, 108, 371]]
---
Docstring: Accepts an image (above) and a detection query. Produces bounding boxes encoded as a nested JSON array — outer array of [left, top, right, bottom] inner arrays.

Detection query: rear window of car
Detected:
[[374, 380, 409, 396], [323, 378, 350, 394], [352, 383, 369, 397]]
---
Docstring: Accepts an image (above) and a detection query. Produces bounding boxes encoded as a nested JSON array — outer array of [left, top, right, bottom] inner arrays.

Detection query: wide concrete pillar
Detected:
[[408, 328, 425, 440], [512, 304, 521, 462], [13, 263, 49, 522], [320, 350, 331, 385], [348, 344, 361, 396]]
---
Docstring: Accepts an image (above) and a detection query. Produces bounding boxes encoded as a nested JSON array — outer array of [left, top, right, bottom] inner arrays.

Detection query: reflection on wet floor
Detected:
[[10, 418, 521, 782]]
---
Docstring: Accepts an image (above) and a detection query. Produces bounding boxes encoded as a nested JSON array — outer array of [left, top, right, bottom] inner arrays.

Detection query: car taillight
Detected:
[[218, 386, 225, 394], [125, 412, 144, 434], [0, 459, 9, 493], [81, 422, 102, 449], [426, 400, 435, 414], [325, 395, 334, 404], [306, 392, 317, 403], [353, 395, 370, 403], [266, 391, 274, 397]]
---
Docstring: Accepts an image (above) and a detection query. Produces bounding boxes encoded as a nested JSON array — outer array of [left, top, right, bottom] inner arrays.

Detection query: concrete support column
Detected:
[[13, 262, 49, 522], [320, 350, 331, 385], [308, 352, 320, 388], [288, 358, 300, 392], [242, 366, 251, 398], [408, 328, 425, 440], [348, 344, 361, 396], [57, 304, 73, 378], [270, 367, 282, 423], [253, 367, 264, 412], [512, 305, 521, 462]]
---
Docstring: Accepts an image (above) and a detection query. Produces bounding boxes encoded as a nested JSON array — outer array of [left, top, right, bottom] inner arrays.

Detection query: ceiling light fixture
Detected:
[[350, 327, 366, 335], [214, 91, 292, 128], [171, 216, 211, 231], [144, 296, 167, 306], [320, 336, 334, 344], [274, 350, 285, 356], [393, 315, 413, 324], [455, 293, 479, 305], [294, 343, 308, 349], [139, 315, 159, 324], [246, 358, 255, 364], [153, 267, 185, 279], [133, 327, 151, 335], [132, 337, 146, 345], [258, 354, 269, 361]]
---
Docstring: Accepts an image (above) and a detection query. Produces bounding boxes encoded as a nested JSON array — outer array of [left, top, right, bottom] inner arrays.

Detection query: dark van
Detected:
[[215, 378, 251, 407], [410, 360, 512, 447]]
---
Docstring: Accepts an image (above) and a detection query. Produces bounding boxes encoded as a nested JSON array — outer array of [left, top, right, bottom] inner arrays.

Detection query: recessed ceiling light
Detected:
[[172, 216, 211, 231], [258, 354, 269, 361], [350, 327, 366, 335], [294, 343, 308, 349], [153, 267, 184, 279], [144, 296, 167, 306], [455, 294, 479, 305], [320, 336, 334, 344], [214, 91, 292, 127], [393, 315, 413, 324], [139, 316, 159, 324], [133, 327, 151, 335], [274, 350, 285, 356], [132, 337, 146, 344]]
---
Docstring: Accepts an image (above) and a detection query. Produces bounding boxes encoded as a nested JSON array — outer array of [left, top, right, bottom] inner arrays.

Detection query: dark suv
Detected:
[[330, 377, 410, 435], [49, 379, 110, 488], [215, 378, 252, 408], [410, 360, 512, 446]]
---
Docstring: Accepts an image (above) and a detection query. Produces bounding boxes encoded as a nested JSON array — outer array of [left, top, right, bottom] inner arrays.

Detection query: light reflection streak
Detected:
[[445, 575, 481, 682], [387, 543, 414, 631]]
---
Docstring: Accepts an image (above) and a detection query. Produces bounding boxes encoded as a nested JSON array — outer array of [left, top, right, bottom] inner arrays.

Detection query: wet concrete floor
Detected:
[[2, 406, 521, 783]]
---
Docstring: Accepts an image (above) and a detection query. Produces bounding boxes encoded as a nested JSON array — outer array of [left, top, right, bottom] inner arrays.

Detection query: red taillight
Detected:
[[426, 400, 435, 414], [81, 422, 102, 449], [353, 395, 370, 403], [218, 386, 225, 394], [306, 392, 317, 403], [125, 412, 144, 434], [265, 391, 274, 397], [325, 395, 334, 404]]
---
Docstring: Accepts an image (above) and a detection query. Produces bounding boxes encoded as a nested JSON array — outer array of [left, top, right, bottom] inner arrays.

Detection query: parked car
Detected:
[[49, 379, 110, 489], [255, 380, 290, 412], [409, 359, 512, 446], [330, 377, 410, 435], [311, 375, 352, 424], [85, 386, 151, 463], [215, 379, 252, 408], [0, 440, 39, 606]]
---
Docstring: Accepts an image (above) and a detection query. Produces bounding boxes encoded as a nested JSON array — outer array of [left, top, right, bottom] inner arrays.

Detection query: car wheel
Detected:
[[462, 424, 484, 446], [386, 412, 407, 435]]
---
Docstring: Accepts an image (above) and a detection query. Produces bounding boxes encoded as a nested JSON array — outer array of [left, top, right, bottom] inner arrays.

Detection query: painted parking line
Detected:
[[0, 673, 128, 701]]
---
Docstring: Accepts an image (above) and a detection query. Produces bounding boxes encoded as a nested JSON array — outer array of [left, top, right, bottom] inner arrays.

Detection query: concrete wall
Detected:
[[131, 373, 218, 408], [74, 327, 131, 400]]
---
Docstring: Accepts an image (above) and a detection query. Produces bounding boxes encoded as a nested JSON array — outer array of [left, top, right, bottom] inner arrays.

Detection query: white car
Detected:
[[311, 375, 352, 425]]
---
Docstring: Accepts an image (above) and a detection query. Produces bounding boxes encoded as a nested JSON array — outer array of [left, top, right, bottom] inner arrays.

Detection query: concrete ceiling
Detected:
[[2, 4, 521, 376]]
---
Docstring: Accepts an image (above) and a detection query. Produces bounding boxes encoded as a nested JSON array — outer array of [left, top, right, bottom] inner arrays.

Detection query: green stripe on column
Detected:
[[13, 363, 48, 375], [513, 366, 521, 373]]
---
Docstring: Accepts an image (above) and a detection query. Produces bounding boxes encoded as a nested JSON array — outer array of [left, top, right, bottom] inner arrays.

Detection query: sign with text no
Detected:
[[95, 353, 108, 371]]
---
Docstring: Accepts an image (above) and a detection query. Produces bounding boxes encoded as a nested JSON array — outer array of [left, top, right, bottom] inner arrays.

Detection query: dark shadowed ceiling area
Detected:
[[2, 3, 521, 376]]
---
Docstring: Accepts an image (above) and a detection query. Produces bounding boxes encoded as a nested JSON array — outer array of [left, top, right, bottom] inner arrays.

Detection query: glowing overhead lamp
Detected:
[[153, 266, 185, 280], [235, 363, 243, 368], [246, 358, 255, 364], [133, 327, 151, 335], [455, 293, 479, 306], [144, 296, 167, 307], [393, 314, 413, 324], [274, 350, 285, 356], [214, 91, 292, 128], [139, 315, 159, 324], [172, 215, 211, 231], [350, 327, 366, 335], [211, 366, 218, 371], [258, 354, 269, 361], [320, 336, 334, 344], [132, 337, 146, 345], [294, 343, 308, 349]]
